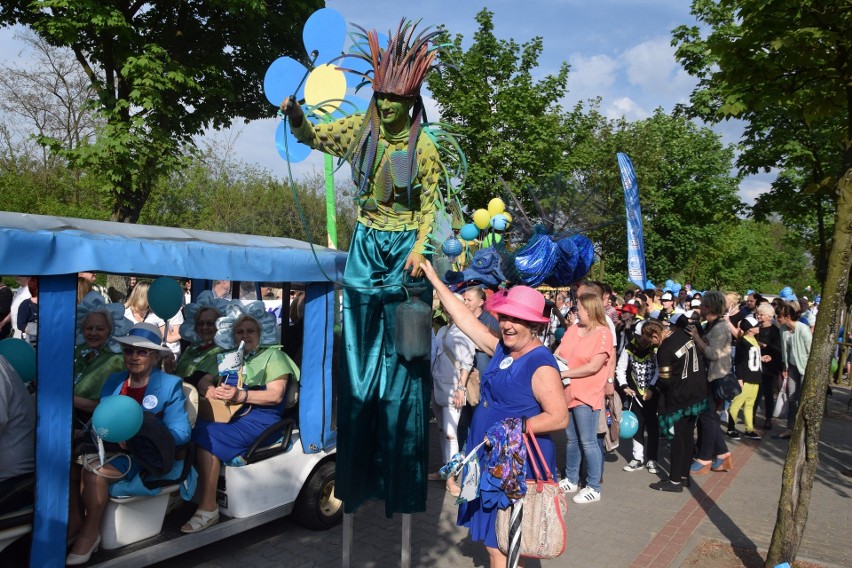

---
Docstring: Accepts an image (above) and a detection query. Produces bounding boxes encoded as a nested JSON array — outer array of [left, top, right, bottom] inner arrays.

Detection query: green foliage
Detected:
[[0, 0, 324, 222], [673, 0, 852, 283], [427, 9, 569, 208]]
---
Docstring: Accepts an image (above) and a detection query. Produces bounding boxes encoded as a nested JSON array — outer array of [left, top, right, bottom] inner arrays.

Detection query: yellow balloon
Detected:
[[473, 208, 491, 230], [487, 198, 505, 217], [305, 64, 347, 116], [503, 211, 512, 225]]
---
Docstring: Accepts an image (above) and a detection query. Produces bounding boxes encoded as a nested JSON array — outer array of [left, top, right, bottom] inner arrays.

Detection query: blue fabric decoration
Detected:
[[544, 236, 579, 286], [514, 236, 558, 287], [569, 234, 595, 282], [444, 247, 507, 291]]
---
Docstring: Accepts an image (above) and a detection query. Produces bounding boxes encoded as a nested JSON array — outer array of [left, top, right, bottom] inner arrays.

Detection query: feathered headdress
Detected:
[[338, 19, 444, 203]]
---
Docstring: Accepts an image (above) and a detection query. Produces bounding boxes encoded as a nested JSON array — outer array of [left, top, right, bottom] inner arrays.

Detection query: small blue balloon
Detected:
[[92, 395, 144, 443], [620, 410, 639, 439], [460, 223, 479, 241], [0, 339, 36, 383], [490, 213, 508, 231], [645, 280, 655, 290], [665, 279, 674, 289], [441, 235, 463, 258], [148, 277, 183, 320]]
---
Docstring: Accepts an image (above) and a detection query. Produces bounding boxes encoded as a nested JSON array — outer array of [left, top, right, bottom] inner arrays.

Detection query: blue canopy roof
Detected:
[[0, 211, 347, 282]]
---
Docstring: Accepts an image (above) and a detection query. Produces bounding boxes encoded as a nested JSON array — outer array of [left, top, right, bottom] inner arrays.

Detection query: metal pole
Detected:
[[401, 513, 412, 568], [342, 512, 352, 568]]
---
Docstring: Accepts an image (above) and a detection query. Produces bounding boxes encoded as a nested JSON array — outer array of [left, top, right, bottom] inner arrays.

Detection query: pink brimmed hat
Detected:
[[485, 286, 549, 324]]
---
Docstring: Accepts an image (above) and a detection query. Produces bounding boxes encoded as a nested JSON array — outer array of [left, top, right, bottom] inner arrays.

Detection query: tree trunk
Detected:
[[765, 167, 852, 566]]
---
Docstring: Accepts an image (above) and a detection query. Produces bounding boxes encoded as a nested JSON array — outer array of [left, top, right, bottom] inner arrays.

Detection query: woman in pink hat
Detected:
[[422, 261, 567, 568]]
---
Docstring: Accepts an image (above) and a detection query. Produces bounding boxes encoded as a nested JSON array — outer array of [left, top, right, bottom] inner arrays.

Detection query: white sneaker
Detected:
[[558, 478, 578, 493], [572, 487, 601, 504], [645, 460, 658, 474], [623, 459, 644, 472]]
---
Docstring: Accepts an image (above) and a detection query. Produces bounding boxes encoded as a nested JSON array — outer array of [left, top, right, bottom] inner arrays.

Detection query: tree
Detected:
[[0, 0, 323, 223], [673, 1, 852, 564], [0, 31, 98, 169], [427, 8, 569, 207], [562, 106, 743, 286]]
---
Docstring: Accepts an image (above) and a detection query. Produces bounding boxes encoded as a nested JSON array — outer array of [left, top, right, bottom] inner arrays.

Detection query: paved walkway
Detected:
[[155, 387, 852, 568]]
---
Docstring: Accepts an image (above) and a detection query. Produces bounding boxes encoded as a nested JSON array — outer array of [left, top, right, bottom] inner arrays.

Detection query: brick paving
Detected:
[[154, 387, 852, 568]]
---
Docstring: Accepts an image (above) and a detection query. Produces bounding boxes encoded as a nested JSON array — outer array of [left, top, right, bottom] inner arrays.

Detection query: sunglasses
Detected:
[[123, 347, 153, 358]]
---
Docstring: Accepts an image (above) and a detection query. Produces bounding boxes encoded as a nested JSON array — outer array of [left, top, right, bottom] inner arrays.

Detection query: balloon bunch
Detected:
[[664, 279, 684, 296], [458, 198, 512, 244]]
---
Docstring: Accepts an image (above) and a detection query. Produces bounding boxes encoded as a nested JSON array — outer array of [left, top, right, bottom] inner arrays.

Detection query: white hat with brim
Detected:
[[114, 322, 171, 352]]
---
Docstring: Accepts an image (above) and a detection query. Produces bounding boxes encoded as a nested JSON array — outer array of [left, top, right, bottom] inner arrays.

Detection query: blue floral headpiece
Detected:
[[214, 301, 279, 350], [75, 291, 134, 353], [180, 290, 232, 344]]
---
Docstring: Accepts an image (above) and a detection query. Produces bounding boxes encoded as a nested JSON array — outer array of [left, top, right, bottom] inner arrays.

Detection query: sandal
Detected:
[[181, 508, 219, 534]]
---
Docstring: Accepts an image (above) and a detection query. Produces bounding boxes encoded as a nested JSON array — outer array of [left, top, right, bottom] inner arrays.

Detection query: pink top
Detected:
[[557, 324, 613, 410]]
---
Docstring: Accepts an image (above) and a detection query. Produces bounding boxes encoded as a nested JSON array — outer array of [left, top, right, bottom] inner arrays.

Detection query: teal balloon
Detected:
[[619, 410, 639, 439], [460, 223, 479, 241], [148, 277, 183, 320], [554, 327, 565, 341], [0, 339, 36, 383], [92, 395, 144, 443]]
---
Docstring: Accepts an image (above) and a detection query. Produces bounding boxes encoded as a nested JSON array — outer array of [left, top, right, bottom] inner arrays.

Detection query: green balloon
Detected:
[[0, 338, 37, 382], [148, 277, 183, 320]]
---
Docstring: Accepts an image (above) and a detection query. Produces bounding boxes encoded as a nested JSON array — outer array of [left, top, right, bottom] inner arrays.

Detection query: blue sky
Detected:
[[0, 1, 772, 203]]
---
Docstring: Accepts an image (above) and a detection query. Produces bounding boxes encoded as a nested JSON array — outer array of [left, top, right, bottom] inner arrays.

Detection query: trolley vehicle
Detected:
[[0, 211, 346, 567]]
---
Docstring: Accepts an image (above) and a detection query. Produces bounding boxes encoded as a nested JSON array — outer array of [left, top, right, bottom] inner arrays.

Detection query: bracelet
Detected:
[[241, 388, 249, 403], [456, 386, 466, 392]]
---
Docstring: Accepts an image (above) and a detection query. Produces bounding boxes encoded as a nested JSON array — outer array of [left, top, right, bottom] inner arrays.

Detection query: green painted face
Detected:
[[376, 94, 413, 132]]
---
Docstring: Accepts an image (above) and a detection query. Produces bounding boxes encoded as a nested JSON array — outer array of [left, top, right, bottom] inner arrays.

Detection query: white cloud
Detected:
[[622, 37, 694, 96], [605, 97, 650, 121], [566, 53, 619, 100]]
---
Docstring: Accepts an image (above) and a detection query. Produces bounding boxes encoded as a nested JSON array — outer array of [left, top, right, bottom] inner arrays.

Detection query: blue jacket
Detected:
[[101, 370, 191, 446]]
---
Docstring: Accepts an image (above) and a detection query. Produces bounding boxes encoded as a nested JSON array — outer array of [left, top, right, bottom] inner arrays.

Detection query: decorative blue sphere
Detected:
[[619, 410, 639, 439], [92, 395, 144, 443], [441, 235, 463, 258], [459, 223, 479, 241]]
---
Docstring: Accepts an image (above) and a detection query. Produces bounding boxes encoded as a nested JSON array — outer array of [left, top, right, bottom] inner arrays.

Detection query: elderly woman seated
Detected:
[[174, 291, 229, 387], [67, 322, 190, 565], [181, 302, 299, 534], [73, 292, 133, 421]]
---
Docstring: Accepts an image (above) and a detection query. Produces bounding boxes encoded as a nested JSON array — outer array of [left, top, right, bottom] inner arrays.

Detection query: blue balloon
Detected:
[[303, 8, 347, 65], [441, 236, 463, 258], [645, 280, 655, 290], [620, 410, 639, 439], [460, 223, 479, 241], [263, 56, 308, 107], [554, 327, 565, 341], [665, 279, 674, 289], [490, 213, 508, 231], [0, 339, 36, 383], [148, 277, 183, 320], [275, 120, 312, 163], [92, 395, 144, 443]]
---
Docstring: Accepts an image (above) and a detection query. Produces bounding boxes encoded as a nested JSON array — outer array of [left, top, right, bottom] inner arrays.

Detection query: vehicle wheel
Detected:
[[293, 460, 342, 530]]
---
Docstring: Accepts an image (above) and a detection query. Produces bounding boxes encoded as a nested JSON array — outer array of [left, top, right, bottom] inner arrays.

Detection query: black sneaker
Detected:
[[763, 419, 773, 430], [743, 431, 761, 440], [650, 479, 683, 493], [726, 429, 742, 440]]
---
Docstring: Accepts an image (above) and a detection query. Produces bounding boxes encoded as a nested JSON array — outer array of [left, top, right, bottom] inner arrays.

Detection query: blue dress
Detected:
[[458, 342, 558, 548]]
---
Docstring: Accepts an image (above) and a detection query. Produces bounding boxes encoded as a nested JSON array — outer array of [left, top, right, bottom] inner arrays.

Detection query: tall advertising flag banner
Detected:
[[617, 153, 647, 289]]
